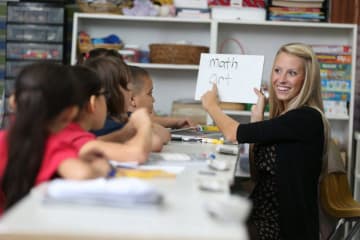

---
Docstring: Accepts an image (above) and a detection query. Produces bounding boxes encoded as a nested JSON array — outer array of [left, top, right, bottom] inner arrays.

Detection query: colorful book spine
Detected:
[[317, 54, 352, 64], [319, 63, 351, 71], [312, 45, 352, 54], [320, 69, 351, 80], [321, 79, 351, 93], [322, 92, 350, 101], [269, 7, 322, 13]]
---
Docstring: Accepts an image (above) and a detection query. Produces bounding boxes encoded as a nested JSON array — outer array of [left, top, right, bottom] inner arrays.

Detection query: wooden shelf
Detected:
[[127, 62, 199, 70]]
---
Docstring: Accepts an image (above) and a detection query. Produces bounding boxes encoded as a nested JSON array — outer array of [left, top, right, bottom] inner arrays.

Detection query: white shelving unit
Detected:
[[71, 13, 357, 174]]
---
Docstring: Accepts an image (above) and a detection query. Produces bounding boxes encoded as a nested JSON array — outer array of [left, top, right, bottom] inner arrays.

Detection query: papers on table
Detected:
[[44, 178, 163, 207], [110, 159, 186, 175]]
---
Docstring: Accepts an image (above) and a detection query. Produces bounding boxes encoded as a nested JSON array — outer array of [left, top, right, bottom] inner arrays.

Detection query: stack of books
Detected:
[[312, 45, 352, 117], [268, 0, 326, 22]]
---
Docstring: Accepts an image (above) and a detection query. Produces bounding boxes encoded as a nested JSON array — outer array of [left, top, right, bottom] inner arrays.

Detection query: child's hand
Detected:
[[129, 108, 152, 129], [175, 118, 195, 129], [79, 148, 111, 177]]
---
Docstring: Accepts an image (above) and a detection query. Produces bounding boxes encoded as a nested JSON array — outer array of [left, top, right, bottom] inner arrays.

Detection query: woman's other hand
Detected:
[[251, 88, 267, 122]]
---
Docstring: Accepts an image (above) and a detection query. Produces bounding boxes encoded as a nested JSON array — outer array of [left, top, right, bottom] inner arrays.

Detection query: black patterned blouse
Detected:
[[236, 107, 324, 240]]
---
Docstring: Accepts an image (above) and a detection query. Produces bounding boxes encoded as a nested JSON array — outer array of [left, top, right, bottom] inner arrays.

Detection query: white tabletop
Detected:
[[0, 142, 250, 240]]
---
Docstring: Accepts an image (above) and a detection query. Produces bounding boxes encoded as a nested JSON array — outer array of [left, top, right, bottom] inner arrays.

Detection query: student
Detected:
[[0, 62, 112, 212], [201, 43, 329, 240], [129, 66, 195, 129], [83, 56, 168, 150], [65, 65, 153, 164]]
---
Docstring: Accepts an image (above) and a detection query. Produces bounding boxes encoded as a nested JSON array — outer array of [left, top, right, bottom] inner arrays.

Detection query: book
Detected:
[[320, 63, 351, 71], [269, 16, 321, 22], [269, 13, 324, 19], [311, 45, 352, 54], [320, 69, 351, 80], [269, 6, 322, 13], [323, 100, 348, 116], [316, 54, 352, 64], [322, 91, 350, 101], [271, 0, 323, 8], [321, 79, 351, 93]]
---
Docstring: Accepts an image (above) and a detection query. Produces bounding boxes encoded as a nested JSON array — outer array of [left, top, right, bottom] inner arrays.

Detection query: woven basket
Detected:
[[149, 44, 209, 64], [77, 0, 122, 14]]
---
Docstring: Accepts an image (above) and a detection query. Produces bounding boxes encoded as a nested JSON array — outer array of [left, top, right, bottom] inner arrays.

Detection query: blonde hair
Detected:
[[269, 43, 330, 163]]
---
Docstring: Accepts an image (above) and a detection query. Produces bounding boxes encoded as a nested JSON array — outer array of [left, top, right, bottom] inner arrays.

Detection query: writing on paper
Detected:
[[208, 57, 239, 86], [195, 53, 264, 104]]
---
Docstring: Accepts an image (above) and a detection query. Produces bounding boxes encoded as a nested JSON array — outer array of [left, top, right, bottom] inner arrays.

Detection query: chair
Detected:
[[320, 171, 360, 240]]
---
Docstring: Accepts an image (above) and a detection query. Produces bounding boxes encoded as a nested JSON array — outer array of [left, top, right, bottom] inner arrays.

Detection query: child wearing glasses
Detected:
[[83, 56, 170, 150]]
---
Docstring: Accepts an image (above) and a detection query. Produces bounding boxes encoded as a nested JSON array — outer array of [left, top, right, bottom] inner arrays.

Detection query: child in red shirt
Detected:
[[0, 63, 111, 213]]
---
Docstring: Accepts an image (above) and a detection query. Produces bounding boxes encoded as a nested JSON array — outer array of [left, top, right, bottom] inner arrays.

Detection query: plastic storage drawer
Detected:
[[7, 24, 63, 42], [6, 43, 62, 60], [7, 5, 63, 24], [6, 61, 36, 78]]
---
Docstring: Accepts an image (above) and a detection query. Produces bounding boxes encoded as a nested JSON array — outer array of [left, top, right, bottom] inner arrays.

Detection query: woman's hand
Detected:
[[201, 83, 220, 111], [250, 88, 267, 123]]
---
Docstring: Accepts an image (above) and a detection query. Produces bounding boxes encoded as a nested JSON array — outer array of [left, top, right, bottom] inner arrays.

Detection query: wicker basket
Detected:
[[77, 0, 122, 14], [149, 44, 209, 64]]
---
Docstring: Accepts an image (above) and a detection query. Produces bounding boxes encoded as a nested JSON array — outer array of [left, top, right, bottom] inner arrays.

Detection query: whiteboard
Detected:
[[195, 53, 264, 104]]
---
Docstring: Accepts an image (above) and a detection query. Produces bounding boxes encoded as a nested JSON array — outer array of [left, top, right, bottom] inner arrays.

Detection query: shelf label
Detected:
[[195, 53, 264, 104]]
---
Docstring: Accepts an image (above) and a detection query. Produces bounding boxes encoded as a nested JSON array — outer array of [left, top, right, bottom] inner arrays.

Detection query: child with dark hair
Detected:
[[0, 62, 112, 212], [66, 65, 153, 164], [129, 66, 195, 129], [85, 56, 131, 132], [83, 56, 168, 151], [78, 48, 123, 65]]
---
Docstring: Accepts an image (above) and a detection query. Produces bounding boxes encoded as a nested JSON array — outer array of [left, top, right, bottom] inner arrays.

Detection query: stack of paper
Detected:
[[44, 178, 163, 207]]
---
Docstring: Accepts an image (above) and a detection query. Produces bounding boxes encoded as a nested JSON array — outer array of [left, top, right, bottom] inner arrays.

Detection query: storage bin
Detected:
[[6, 61, 35, 78], [7, 25, 63, 42], [7, 5, 63, 24], [6, 43, 62, 60], [149, 44, 209, 65], [77, 0, 123, 14]]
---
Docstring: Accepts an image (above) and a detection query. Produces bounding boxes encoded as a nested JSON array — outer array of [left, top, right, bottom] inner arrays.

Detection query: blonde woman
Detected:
[[201, 43, 329, 240]]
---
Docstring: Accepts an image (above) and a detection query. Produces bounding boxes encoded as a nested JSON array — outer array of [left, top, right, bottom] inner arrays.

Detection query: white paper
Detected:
[[195, 53, 264, 104], [45, 178, 163, 207]]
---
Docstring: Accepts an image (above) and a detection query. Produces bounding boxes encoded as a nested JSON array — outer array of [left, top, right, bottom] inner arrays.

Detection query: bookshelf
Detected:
[[70, 13, 357, 175]]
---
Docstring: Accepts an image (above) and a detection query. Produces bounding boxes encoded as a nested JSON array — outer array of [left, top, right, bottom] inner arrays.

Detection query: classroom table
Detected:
[[0, 141, 250, 240]]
